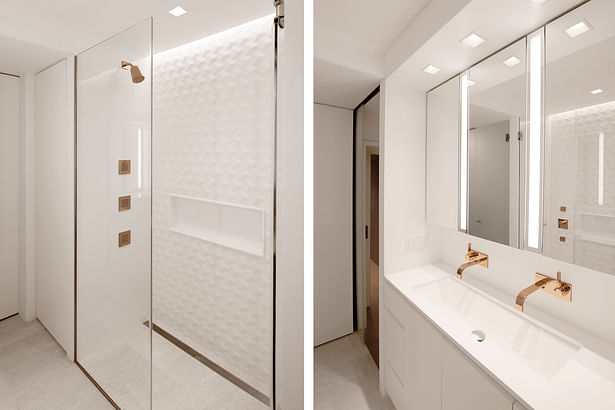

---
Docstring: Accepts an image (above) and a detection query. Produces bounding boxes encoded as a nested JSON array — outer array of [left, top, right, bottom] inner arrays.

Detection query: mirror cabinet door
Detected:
[[427, 77, 460, 231], [543, 0, 615, 274], [465, 39, 527, 247]]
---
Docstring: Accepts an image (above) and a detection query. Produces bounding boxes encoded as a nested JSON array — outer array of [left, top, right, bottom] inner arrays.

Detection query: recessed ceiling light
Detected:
[[423, 65, 440, 74], [564, 20, 592, 38], [530, 0, 549, 7], [502, 56, 522, 67], [460, 32, 485, 48], [169, 6, 187, 17], [591, 88, 603, 95], [467, 80, 476, 87]]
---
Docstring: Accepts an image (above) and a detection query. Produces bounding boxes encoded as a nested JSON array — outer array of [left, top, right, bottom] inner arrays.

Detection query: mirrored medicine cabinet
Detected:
[[426, 0, 615, 276]]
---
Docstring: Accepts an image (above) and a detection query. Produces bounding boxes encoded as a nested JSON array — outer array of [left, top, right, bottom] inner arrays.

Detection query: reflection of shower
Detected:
[[121, 61, 145, 83]]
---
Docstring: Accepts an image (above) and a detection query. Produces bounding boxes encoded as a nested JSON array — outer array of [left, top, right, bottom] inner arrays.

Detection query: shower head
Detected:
[[121, 61, 145, 84]]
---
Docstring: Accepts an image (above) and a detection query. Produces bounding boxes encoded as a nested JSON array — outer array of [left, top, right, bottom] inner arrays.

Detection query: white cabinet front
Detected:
[[441, 338, 514, 410], [384, 281, 518, 410]]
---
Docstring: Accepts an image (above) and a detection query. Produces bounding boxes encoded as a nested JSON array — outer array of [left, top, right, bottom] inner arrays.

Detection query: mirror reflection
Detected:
[[543, 0, 615, 274], [466, 39, 526, 247]]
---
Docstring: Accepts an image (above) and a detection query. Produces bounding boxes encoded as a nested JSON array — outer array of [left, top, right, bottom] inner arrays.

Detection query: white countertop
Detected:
[[385, 264, 615, 410]]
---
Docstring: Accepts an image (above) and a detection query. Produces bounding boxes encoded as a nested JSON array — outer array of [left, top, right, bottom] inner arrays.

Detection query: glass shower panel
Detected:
[[76, 19, 152, 409], [151, 16, 275, 409]]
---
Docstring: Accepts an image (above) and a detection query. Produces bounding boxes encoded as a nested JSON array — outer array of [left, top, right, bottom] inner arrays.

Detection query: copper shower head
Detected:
[[121, 61, 145, 84]]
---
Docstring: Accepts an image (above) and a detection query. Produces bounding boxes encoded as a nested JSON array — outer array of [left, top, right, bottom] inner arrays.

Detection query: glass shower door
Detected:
[[75, 19, 152, 410]]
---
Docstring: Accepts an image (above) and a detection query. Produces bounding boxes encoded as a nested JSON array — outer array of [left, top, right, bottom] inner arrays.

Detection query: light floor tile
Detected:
[[315, 332, 395, 410], [0, 315, 112, 410]]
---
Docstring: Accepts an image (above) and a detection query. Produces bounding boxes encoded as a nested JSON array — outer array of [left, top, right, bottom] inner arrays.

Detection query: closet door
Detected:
[[0, 74, 20, 320]]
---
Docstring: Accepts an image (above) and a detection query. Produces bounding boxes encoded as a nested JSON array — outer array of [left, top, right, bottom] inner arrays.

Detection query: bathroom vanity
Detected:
[[383, 264, 615, 410], [389, 1, 615, 408]]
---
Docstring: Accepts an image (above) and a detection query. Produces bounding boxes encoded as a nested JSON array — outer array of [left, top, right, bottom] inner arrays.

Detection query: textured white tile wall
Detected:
[[152, 16, 274, 396], [545, 101, 615, 272]]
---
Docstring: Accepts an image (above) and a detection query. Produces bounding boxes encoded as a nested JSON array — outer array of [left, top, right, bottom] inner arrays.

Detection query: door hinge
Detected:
[[518, 131, 523, 141], [505, 133, 510, 142], [365, 225, 369, 239], [274, 0, 285, 28]]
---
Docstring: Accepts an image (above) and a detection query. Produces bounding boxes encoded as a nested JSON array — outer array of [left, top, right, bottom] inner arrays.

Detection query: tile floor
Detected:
[[0, 314, 268, 410], [0, 315, 112, 410], [314, 331, 395, 410], [79, 326, 267, 410]]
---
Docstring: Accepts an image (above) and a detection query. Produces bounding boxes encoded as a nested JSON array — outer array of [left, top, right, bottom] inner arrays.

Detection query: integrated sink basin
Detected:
[[386, 264, 615, 410], [413, 277, 580, 379]]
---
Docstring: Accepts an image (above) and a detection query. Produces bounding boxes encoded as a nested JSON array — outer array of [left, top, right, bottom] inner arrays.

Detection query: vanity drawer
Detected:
[[384, 281, 410, 323], [384, 307, 405, 381]]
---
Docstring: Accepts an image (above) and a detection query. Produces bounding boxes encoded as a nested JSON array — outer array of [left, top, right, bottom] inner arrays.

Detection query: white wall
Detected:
[[18, 74, 36, 322], [380, 74, 431, 391], [0, 74, 21, 320], [35, 58, 74, 358], [314, 103, 354, 346], [275, 0, 305, 405]]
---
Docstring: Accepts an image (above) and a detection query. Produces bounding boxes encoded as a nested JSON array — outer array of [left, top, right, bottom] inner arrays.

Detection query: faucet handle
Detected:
[[466, 242, 479, 259], [554, 272, 571, 295]]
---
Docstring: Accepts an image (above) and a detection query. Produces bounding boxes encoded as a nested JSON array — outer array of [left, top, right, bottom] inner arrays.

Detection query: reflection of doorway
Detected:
[[364, 151, 379, 365]]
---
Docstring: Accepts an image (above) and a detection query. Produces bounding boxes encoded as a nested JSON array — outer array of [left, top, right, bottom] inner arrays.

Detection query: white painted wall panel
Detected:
[[380, 75, 432, 392], [153, 16, 274, 396], [427, 77, 459, 231], [0, 74, 20, 320], [35, 59, 74, 357], [314, 103, 353, 346], [275, 0, 305, 404]]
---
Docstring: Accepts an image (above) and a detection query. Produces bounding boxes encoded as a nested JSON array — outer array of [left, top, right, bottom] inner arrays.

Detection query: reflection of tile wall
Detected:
[[576, 101, 615, 216], [153, 17, 274, 395], [545, 111, 576, 263], [547, 101, 615, 273], [575, 101, 615, 273]]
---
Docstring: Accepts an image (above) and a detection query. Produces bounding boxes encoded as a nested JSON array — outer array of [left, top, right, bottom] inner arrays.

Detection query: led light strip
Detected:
[[527, 32, 543, 250], [599, 131, 604, 206], [460, 72, 469, 232]]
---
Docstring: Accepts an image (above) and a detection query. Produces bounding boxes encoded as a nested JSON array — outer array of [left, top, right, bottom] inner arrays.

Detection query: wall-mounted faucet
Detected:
[[457, 242, 488, 279], [515, 271, 572, 312]]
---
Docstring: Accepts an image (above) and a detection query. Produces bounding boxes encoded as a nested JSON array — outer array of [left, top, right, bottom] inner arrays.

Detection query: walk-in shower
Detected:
[[75, 11, 282, 409]]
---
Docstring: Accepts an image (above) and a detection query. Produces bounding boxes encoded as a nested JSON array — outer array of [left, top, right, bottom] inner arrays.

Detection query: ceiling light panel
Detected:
[[169, 6, 187, 17], [564, 20, 592, 38], [423, 65, 440, 74], [461, 32, 485, 48], [502, 56, 521, 67], [591, 89, 603, 95], [530, 0, 549, 7]]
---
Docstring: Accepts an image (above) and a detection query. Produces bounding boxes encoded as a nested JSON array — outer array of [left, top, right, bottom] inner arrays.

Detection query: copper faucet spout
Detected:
[[456, 257, 488, 279], [515, 277, 553, 312], [515, 272, 572, 312]]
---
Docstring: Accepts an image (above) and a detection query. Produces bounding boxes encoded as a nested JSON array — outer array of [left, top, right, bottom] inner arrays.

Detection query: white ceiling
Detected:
[[314, 0, 589, 109], [0, 0, 272, 75], [392, 0, 584, 92], [463, 0, 615, 127], [315, 0, 432, 53], [314, 0, 433, 109]]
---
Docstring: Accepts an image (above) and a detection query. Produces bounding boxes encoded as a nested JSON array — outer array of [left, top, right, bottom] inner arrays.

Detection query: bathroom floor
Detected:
[[0, 315, 112, 410], [79, 325, 268, 410], [314, 331, 394, 410]]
